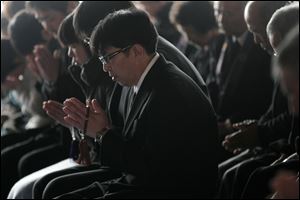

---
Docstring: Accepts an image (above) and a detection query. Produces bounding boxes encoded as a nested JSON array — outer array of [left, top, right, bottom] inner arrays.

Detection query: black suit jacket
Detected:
[[101, 55, 218, 198], [211, 32, 274, 123], [157, 36, 209, 97], [257, 82, 292, 147]]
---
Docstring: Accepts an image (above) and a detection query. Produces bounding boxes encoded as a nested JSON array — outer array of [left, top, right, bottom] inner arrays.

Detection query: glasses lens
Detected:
[[99, 45, 132, 65]]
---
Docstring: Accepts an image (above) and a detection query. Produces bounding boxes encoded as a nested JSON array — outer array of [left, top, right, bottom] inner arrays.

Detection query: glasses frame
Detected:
[[99, 45, 132, 65]]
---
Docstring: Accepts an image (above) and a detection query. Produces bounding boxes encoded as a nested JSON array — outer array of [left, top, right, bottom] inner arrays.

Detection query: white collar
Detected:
[[133, 53, 160, 94]]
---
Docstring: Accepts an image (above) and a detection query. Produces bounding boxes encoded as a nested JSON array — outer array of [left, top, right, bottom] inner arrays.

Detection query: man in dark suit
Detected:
[[209, 1, 274, 166], [218, 2, 295, 198], [73, 1, 209, 98], [62, 9, 218, 198], [211, 1, 274, 125]]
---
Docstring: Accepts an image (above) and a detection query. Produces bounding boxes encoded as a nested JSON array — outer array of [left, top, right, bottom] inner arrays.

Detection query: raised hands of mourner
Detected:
[[222, 120, 259, 154], [43, 100, 71, 128], [33, 44, 60, 83], [63, 98, 110, 138]]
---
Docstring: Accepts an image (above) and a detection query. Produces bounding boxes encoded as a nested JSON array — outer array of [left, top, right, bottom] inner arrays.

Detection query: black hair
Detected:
[[8, 10, 46, 56], [58, 12, 92, 58], [58, 12, 79, 46], [90, 9, 158, 56], [26, 1, 69, 14], [1, 39, 20, 82], [73, 1, 134, 40], [170, 1, 217, 35]]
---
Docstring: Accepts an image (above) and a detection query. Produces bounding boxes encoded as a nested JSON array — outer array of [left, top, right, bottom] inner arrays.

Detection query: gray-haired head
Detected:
[[272, 24, 299, 114], [267, 2, 299, 54], [244, 1, 289, 53]]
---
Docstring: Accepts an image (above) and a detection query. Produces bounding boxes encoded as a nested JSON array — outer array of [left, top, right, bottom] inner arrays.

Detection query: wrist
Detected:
[[95, 127, 110, 143]]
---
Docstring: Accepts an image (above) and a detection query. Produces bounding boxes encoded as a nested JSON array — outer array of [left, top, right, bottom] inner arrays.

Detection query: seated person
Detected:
[[45, 9, 219, 198]]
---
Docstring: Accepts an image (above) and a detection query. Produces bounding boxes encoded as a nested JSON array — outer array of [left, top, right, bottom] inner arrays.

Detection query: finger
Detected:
[[68, 97, 86, 106], [43, 101, 65, 115], [63, 106, 85, 123], [91, 99, 104, 114], [233, 148, 243, 155], [64, 98, 86, 116], [46, 110, 64, 122], [63, 101, 86, 118], [47, 100, 63, 107], [45, 105, 65, 118], [232, 122, 244, 129], [64, 116, 83, 130], [222, 140, 229, 147], [222, 140, 234, 152]]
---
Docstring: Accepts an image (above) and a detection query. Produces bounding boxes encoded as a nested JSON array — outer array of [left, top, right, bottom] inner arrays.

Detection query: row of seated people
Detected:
[[1, 1, 299, 199]]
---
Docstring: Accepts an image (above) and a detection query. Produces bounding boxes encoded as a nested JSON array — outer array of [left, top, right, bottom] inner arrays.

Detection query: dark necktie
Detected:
[[126, 88, 137, 120], [216, 37, 241, 85]]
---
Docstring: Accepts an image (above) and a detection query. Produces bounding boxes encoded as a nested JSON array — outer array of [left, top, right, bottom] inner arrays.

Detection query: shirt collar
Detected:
[[133, 53, 160, 94], [233, 31, 248, 47]]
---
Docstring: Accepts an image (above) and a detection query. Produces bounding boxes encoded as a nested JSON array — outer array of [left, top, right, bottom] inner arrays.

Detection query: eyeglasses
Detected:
[[99, 45, 132, 65]]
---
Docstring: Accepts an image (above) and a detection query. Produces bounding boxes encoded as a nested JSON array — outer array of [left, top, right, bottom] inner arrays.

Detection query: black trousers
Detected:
[[241, 159, 299, 198], [218, 152, 279, 198], [1, 126, 70, 199], [40, 168, 122, 199], [1, 126, 48, 150], [54, 180, 139, 199], [33, 164, 102, 199], [18, 143, 69, 178], [1, 133, 58, 199]]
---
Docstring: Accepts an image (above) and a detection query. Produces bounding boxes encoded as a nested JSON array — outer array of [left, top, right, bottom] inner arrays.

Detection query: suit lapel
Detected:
[[123, 89, 152, 136], [108, 84, 129, 128], [122, 57, 163, 137], [218, 33, 252, 107]]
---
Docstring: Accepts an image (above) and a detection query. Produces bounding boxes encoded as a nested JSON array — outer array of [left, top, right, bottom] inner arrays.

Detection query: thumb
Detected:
[[91, 99, 103, 114]]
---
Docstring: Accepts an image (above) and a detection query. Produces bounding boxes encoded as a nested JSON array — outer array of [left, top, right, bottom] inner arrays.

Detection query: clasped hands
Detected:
[[43, 98, 109, 138], [222, 119, 259, 154]]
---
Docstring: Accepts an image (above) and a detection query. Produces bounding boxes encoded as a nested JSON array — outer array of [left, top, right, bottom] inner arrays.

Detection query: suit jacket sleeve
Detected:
[[100, 77, 218, 196]]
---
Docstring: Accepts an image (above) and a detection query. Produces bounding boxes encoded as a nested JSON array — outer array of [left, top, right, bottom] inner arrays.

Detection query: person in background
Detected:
[[26, 1, 84, 103], [1, 38, 55, 199], [136, 1, 182, 47], [55, 8, 218, 198], [239, 4, 299, 196], [169, 1, 225, 81], [219, 2, 297, 198], [28, 2, 215, 198], [242, 24, 299, 199], [267, 2, 299, 56]]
